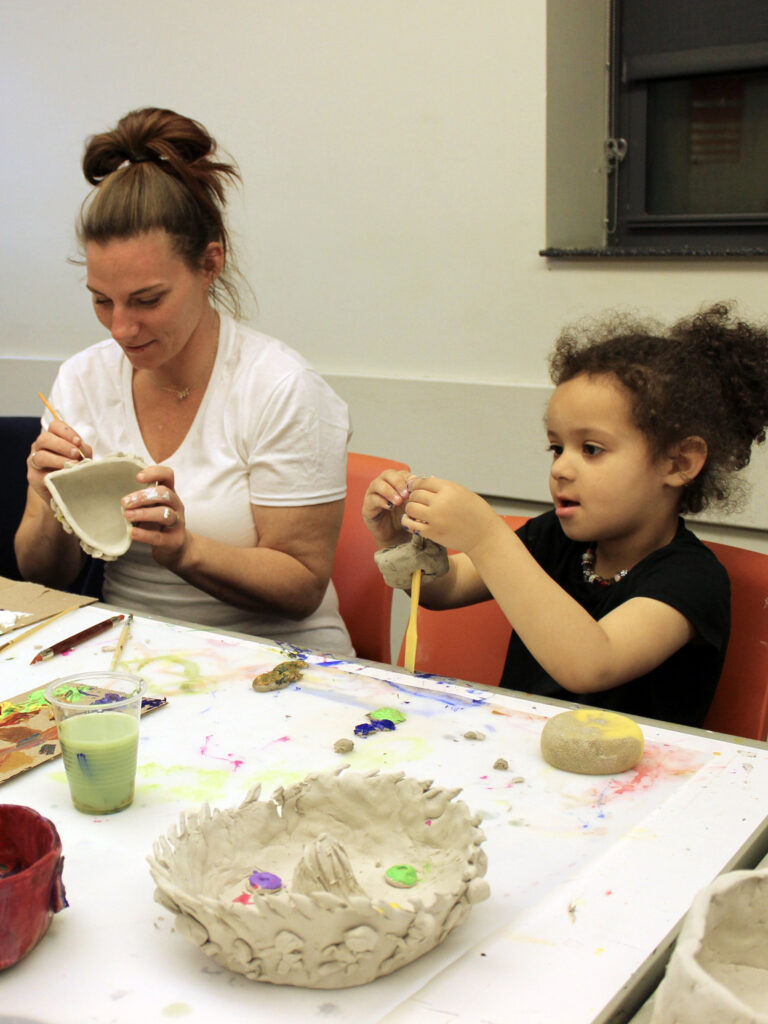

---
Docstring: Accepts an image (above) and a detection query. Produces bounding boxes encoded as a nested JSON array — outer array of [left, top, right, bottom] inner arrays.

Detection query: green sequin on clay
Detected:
[[384, 864, 418, 888]]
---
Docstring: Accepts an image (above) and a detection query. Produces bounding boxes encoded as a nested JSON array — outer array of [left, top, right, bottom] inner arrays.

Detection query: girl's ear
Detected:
[[665, 436, 708, 486]]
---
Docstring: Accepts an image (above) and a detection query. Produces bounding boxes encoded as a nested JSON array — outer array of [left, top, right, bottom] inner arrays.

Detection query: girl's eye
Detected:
[[136, 296, 161, 307], [547, 443, 563, 457], [583, 443, 604, 457]]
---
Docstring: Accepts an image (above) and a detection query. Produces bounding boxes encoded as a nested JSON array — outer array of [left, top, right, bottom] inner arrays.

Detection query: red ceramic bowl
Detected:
[[0, 805, 67, 970]]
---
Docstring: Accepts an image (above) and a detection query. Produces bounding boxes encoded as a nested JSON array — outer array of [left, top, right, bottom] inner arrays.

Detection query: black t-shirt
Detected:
[[499, 510, 730, 727]]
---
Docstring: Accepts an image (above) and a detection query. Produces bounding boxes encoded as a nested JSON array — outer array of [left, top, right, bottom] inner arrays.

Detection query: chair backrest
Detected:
[[0, 417, 40, 581], [702, 540, 768, 741], [331, 452, 410, 664], [396, 515, 528, 686]]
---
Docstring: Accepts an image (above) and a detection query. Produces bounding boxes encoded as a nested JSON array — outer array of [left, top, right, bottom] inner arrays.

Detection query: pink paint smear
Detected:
[[199, 734, 244, 770]]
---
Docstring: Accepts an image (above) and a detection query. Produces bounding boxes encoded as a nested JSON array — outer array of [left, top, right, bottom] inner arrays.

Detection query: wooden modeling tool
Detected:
[[37, 392, 88, 460], [110, 613, 133, 670], [403, 568, 422, 672], [0, 605, 83, 656]]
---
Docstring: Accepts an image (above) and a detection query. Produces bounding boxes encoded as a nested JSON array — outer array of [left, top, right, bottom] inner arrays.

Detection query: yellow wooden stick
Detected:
[[37, 392, 87, 460], [110, 612, 133, 670], [403, 568, 422, 672], [0, 604, 83, 655]]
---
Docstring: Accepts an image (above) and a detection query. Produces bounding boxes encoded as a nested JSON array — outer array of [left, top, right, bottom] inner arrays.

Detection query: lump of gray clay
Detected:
[[374, 535, 449, 590]]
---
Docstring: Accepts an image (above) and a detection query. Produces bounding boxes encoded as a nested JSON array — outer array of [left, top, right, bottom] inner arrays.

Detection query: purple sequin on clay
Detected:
[[249, 870, 282, 891]]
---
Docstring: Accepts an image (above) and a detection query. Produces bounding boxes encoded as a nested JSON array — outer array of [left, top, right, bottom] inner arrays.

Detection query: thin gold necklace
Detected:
[[149, 340, 218, 401]]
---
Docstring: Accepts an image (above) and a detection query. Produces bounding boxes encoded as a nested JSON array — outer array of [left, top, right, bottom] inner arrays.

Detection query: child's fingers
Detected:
[[363, 470, 411, 512]]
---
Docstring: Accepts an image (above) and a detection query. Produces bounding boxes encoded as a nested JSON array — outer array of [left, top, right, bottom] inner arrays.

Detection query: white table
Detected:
[[2, 604, 768, 1024]]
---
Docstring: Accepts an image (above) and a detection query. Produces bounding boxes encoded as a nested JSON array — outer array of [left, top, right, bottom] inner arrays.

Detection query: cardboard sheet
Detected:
[[0, 576, 95, 635]]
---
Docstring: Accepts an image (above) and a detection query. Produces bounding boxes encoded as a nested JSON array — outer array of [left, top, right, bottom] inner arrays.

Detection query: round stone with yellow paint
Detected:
[[540, 708, 644, 775]]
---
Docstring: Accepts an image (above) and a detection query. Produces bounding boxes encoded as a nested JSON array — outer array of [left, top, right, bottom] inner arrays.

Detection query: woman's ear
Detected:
[[665, 436, 708, 486], [201, 242, 225, 282]]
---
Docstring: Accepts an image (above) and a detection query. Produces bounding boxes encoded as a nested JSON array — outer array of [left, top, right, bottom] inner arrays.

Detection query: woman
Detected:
[[15, 107, 353, 656]]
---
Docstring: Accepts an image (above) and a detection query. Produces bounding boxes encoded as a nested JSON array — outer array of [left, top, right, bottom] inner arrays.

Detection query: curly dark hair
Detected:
[[77, 108, 244, 316], [549, 303, 768, 514]]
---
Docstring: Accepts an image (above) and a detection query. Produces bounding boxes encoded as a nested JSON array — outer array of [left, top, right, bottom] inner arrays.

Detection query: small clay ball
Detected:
[[540, 709, 644, 775], [333, 737, 354, 754]]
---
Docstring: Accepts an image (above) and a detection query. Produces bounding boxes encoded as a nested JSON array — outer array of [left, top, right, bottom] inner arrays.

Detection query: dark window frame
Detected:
[[608, 0, 768, 253]]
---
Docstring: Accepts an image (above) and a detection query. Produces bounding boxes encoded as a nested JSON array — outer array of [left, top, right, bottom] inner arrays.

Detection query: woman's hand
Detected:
[[402, 476, 499, 556], [362, 468, 413, 549], [121, 465, 188, 566], [27, 420, 93, 500]]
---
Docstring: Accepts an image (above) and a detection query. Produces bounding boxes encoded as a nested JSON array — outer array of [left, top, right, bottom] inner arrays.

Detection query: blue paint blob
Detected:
[[353, 719, 395, 737], [141, 697, 167, 711], [76, 752, 89, 772]]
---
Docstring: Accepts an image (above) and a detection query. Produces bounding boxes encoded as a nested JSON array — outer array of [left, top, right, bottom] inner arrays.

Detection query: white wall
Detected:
[[3, 1, 767, 557]]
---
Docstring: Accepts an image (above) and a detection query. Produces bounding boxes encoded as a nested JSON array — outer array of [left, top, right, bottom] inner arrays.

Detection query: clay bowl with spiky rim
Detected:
[[148, 768, 489, 988]]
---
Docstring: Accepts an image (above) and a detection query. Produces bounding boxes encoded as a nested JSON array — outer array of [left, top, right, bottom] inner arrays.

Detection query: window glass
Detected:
[[647, 71, 768, 216]]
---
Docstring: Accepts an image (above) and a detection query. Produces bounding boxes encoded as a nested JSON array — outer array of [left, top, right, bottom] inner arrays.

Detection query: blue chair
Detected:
[[0, 416, 40, 580], [0, 416, 103, 597]]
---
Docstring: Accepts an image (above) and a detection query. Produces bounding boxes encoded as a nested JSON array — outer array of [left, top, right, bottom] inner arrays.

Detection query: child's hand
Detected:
[[362, 468, 413, 549], [402, 476, 498, 555]]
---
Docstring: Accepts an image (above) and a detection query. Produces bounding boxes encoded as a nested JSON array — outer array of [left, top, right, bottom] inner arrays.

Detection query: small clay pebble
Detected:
[[493, 757, 509, 771], [464, 730, 486, 741], [252, 660, 307, 692], [384, 864, 419, 888], [540, 708, 644, 775], [333, 737, 354, 754]]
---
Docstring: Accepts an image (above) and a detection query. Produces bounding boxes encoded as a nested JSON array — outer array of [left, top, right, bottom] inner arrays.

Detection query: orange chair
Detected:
[[331, 452, 410, 664], [702, 540, 768, 741], [396, 515, 528, 686]]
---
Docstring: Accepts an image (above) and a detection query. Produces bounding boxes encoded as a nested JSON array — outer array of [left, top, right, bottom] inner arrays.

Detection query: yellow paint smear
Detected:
[[571, 708, 643, 744]]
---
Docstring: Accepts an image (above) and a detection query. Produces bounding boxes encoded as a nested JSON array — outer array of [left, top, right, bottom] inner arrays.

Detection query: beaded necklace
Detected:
[[581, 547, 629, 586]]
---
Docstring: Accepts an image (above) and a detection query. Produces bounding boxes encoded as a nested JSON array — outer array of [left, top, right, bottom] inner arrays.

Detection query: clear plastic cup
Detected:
[[45, 672, 145, 814]]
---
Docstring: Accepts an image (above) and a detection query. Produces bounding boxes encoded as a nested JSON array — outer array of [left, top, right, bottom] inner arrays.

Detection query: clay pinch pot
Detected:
[[45, 454, 147, 560], [148, 768, 490, 988], [651, 868, 768, 1023], [0, 804, 68, 970]]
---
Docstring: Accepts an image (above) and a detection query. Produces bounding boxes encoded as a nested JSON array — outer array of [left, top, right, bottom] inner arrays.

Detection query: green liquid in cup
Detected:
[[58, 711, 139, 814]]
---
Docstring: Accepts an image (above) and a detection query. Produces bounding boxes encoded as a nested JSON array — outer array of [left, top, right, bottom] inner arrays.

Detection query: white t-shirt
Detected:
[[48, 315, 354, 656]]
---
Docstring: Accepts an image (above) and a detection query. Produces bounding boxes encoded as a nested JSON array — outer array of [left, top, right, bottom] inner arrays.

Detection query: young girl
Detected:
[[362, 303, 768, 727]]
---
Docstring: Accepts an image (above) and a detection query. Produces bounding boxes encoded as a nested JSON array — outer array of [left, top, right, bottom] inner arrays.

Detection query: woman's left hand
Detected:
[[121, 465, 188, 565]]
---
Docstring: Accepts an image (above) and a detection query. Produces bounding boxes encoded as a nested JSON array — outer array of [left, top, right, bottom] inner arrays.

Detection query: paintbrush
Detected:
[[0, 605, 83, 656], [37, 392, 88, 460], [30, 613, 124, 664], [110, 613, 133, 670], [403, 568, 422, 672]]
